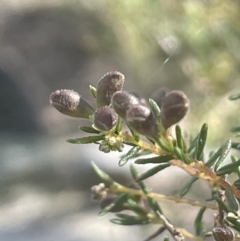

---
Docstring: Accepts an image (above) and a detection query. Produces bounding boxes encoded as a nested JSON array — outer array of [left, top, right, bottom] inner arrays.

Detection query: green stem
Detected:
[[111, 184, 217, 210]]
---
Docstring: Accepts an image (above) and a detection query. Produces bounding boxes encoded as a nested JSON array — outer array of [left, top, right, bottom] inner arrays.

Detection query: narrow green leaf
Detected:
[[226, 215, 240, 226], [224, 216, 240, 232], [214, 195, 232, 213], [156, 137, 173, 152], [79, 126, 100, 134], [205, 149, 221, 167], [110, 217, 150, 225], [149, 98, 161, 120], [115, 117, 122, 134], [127, 124, 140, 142], [205, 196, 214, 202], [205, 140, 231, 168], [216, 159, 240, 176], [136, 163, 170, 182], [174, 147, 191, 164], [130, 163, 140, 180], [67, 135, 104, 144], [99, 193, 128, 216], [175, 125, 187, 152], [174, 146, 182, 159], [91, 162, 115, 185], [234, 179, 240, 187], [130, 164, 149, 194], [89, 85, 97, 98], [229, 93, 240, 101], [195, 206, 206, 227], [115, 213, 137, 219], [231, 126, 240, 133], [231, 155, 238, 162], [127, 199, 148, 216], [147, 196, 163, 215], [214, 139, 232, 172], [231, 155, 240, 178], [226, 189, 239, 211], [232, 142, 240, 150], [194, 206, 207, 237], [195, 123, 208, 160], [119, 146, 141, 166], [180, 177, 198, 197], [135, 155, 173, 164], [187, 133, 199, 153]]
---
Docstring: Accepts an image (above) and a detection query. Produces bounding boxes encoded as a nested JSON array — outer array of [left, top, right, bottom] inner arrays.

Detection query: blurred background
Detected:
[[0, 0, 240, 240]]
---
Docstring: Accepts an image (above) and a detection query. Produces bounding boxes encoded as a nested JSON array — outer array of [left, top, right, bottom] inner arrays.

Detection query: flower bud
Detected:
[[99, 141, 111, 153], [93, 106, 118, 131], [160, 90, 189, 129], [129, 91, 148, 106], [91, 183, 107, 200], [96, 71, 125, 107], [111, 91, 140, 119], [150, 87, 169, 108], [49, 89, 94, 118], [126, 104, 158, 138], [212, 226, 234, 241]]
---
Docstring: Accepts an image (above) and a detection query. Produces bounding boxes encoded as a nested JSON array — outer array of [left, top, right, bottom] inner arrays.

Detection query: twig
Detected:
[[215, 177, 227, 226], [143, 226, 166, 241], [171, 159, 240, 199], [123, 133, 240, 199], [158, 213, 185, 241], [112, 185, 218, 210], [177, 228, 204, 241]]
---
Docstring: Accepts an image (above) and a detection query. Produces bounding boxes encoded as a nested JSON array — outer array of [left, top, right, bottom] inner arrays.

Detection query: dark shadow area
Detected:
[[0, 68, 40, 133]]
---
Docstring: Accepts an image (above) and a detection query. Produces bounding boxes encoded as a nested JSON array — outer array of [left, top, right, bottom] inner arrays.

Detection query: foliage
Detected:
[[50, 71, 240, 241]]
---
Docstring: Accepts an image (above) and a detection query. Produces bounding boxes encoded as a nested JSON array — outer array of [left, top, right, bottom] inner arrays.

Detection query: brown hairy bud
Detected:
[[111, 91, 140, 119], [96, 71, 125, 107], [129, 91, 148, 106], [49, 89, 94, 118], [160, 90, 189, 129], [126, 104, 158, 138], [150, 87, 169, 108], [93, 106, 118, 131], [212, 226, 234, 241]]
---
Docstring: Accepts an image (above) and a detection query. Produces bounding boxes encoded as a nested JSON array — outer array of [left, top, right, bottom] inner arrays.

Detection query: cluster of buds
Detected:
[[90, 183, 108, 200], [49, 75, 240, 240], [91, 181, 152, 221], [49, 71, 189, 152]]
